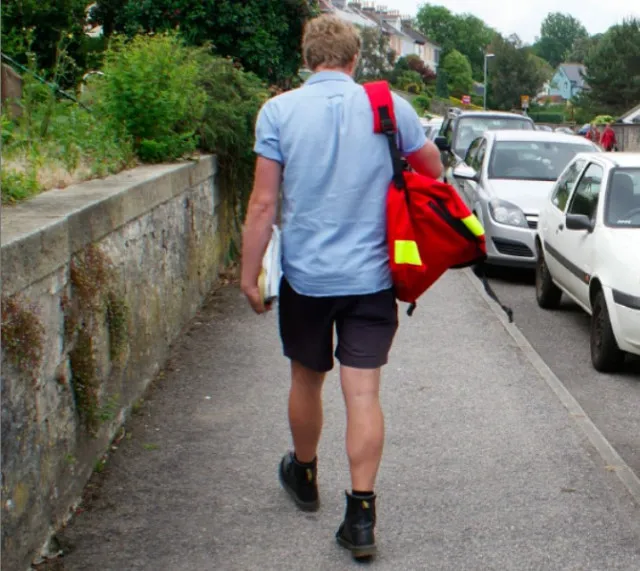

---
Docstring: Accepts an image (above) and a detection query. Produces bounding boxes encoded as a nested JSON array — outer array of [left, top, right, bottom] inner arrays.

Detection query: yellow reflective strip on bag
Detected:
[[461, 214, 485, 237], [394, 240, 423, 266]]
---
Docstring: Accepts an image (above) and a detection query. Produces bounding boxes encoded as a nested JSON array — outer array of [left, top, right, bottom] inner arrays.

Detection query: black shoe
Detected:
[[278, 451, 319, 512], [336, 491, 377, 560]]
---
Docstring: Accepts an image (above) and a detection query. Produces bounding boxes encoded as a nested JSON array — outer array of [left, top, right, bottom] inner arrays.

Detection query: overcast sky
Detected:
[[392, 0, 639, 44]]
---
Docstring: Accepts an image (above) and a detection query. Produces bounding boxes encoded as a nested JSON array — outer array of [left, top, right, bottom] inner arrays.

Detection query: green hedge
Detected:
[[527, 112, 565, 124]]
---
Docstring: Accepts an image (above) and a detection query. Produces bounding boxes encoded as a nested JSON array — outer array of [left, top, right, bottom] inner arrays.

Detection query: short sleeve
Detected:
[[253, 100, 283, 164], [392, 94, 427, 156]]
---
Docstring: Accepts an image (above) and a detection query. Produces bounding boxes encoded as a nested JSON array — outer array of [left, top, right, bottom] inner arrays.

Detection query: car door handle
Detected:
[[557, 223, 564, 231]]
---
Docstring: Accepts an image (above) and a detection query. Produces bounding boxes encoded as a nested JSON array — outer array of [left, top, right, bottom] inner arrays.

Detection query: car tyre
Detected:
[[535, 249, 562, 309], [590, 290, 625, 372]]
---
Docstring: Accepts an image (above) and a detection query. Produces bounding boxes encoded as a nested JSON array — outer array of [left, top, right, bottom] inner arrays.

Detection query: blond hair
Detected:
[[302, 14, 361, 71]]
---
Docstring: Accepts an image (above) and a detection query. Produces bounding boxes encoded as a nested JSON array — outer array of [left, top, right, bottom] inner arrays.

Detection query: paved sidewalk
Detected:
[[58, 271, 640, 571]]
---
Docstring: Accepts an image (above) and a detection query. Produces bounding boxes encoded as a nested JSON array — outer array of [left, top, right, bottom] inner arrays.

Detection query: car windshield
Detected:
[[453, 116, 533, 156], [605, 168, 640, 228], [488, 140, 596, 181]]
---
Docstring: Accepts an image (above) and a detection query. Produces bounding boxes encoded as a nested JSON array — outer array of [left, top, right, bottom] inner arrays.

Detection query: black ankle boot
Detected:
[[278, 451, 319, 512], [336, 491, 377, 559]]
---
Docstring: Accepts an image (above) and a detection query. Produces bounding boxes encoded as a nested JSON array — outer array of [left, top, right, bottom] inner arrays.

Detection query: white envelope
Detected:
[[258, 225, 282, 304]]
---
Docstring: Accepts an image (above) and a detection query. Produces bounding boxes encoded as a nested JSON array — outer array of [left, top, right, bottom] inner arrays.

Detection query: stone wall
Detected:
[[1, 156, 222, 570]]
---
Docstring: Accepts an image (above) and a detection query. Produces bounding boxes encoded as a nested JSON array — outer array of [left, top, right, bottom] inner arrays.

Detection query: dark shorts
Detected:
[[278, 277, 399, 373]]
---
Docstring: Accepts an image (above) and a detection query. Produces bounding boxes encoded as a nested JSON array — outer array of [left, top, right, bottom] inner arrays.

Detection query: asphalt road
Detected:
[[487, 266, 640, 476]]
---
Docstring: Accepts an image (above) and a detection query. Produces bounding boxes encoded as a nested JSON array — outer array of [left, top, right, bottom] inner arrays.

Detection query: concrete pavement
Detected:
[[57, 271, 640, 571]]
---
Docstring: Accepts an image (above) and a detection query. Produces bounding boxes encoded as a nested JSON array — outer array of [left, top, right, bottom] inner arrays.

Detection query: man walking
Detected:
[[240, 14, 443, 559]]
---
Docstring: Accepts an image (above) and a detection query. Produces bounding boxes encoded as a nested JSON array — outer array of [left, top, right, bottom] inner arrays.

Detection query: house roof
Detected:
[[619, 102, 640, 123], [401, 25, 439, 48], [558, 63, 587, 87]]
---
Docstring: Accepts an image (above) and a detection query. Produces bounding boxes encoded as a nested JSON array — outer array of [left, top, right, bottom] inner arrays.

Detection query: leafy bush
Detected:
[[527, 111, 564, 123], [1, 63, 135, 204], [95, 32, 207, 163], [396, 71, 424, 93], [1, 167, 40, 204], [195, 54, 269, 259], [593, 114, 615, 125], [440, 50, 473, 98], [412, 94, 432, 115]]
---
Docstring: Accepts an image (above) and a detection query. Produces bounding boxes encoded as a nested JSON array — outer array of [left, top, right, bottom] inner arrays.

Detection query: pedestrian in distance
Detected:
[[240, 13, 443, 560], [586, 122, 601, 145], [601, 122, 618, 152]]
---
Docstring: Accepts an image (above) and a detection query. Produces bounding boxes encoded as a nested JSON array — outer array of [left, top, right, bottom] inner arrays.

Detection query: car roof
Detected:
[[607, 153, 640, 168], [455, 111, 533, 120], [572, 151, 640, 168], [486, 130, 594, 144]]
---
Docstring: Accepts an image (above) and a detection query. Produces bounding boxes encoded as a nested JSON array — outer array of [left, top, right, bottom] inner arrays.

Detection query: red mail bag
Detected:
[[363, 80, 513, 321]]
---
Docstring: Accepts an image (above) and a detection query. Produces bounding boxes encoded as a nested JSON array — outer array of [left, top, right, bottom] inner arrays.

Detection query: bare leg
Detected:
[[289, 360, 325, 463], [340, 365, 384, 491]]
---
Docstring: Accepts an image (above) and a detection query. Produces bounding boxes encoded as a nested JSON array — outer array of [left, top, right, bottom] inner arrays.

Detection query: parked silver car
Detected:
[[451, 130, 599, 268]]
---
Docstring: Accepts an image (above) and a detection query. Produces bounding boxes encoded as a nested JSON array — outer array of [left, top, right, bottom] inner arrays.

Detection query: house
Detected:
[[401, 22, 440, 71], [547, 63, 588, 101], [360, 4, 440, 71], [618, 102, 640, 124], [319, 0, 377, 27]]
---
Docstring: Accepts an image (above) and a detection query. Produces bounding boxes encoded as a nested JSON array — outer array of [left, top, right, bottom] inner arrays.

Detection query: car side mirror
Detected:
[[565, 213, 594, 232], [434, 136, 450, 152], [453, 167, 479, 182]]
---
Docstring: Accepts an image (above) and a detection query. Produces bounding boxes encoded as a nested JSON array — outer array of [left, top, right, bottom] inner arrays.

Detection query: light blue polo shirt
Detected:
[[253, 70, 427, 297]]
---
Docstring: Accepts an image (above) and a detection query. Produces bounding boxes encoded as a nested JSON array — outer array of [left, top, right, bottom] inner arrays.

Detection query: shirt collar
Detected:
[[305, 70, 355, 85]]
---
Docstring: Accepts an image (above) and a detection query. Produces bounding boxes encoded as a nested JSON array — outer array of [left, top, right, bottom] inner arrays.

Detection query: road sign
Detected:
[[521, 95, 530, 109], [462, 95, 471, 105]]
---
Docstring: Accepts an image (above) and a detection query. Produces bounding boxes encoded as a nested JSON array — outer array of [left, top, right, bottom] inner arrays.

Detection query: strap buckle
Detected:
[[380, 116, 396, 135]]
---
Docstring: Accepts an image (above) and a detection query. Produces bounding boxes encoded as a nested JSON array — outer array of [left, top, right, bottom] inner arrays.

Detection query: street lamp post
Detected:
[[483, 53, 495, 110]]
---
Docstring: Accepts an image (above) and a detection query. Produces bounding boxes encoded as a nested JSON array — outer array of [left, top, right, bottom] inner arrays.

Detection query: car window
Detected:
[[464, 137, 482, 167], [605, 168, 640, 228], [567, 163, 604, 219], [452, 115, 534, 156], [487, 141, 594, 181], [551, 158, 587, 210], [474, 140, 487, 172]]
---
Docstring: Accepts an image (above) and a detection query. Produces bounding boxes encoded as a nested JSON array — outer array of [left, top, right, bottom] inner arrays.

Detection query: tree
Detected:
[[456, 15, 497, 80], [567, 34, 603, 63], [488, 35, 548, 110], [415, 4, 495, 79], [436, 69, 449, 98], [354, 26, 396, 82], [415, 4, 458, 54], [1, 0, 90, 80], [440, 50, 473, 98], [533, 12, 588, 67], [581, 18, 640, 115], [90, 0, 318, 86]]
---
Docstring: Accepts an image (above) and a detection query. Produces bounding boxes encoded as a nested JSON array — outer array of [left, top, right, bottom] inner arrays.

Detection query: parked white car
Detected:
[[535, 152, 640, 371], [420, 116, 444, 141], [451, 130, 598, 268]]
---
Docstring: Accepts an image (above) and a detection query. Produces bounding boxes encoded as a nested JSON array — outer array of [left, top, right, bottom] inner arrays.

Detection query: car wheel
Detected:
[[535, 249, 562, 309], [590, 290, 625, 372]]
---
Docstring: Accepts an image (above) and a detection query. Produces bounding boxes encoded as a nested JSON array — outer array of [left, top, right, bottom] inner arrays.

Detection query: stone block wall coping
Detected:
[[1, 156, 217, 297]]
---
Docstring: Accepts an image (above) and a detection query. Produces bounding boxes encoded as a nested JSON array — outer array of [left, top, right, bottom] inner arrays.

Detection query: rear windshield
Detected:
[[488, 140, 597, 181], [454, 116, 533, 156]]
